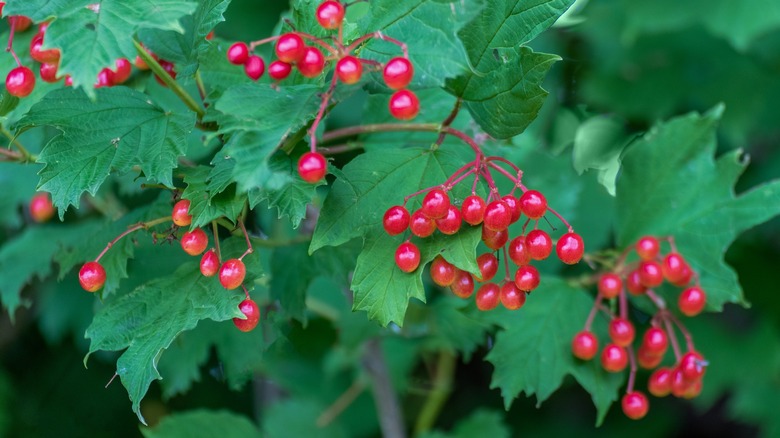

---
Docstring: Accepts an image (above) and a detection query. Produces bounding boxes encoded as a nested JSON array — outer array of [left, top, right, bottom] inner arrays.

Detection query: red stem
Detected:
[[237, 219, 253, 260], [248, 35, 282, 51], [584, 293, 604, 331], [309, 73, 340, 152], [626, 345, 638, 393], [619, 287, 628, 319], [661, 314, 682, 362]]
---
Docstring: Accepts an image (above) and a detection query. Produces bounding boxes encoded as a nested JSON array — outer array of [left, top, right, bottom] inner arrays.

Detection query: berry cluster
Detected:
[[571, 235, 708, 420], [225, 1, 420, 186], [77, 198, 260, 332], [383, 156, 584, 311]]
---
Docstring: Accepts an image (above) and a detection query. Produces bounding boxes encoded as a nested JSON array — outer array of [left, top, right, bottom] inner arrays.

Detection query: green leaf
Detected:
[[486, 277, 623, 420], [181, 166, 247, 228], [85, 263, 244, 424], [451, 409, 510, 438], [16, 87, 195, 215], [572, 115, 631, 196], [5, 0, 197, 93], [141, 409, 260, 438], [262, 398, 347, 438], [0, 162, 41, 228], [418, 297, 491, 360], [616, 106, 780, 310]]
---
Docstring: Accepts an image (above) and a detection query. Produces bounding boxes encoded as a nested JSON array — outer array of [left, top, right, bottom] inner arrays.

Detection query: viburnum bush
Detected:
[[1, 0, 779, 436]]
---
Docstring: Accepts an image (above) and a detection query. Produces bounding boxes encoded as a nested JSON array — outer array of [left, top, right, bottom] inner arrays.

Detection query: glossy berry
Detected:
[[39, 63, 60, 83], [268, 61, 293, 80], [181, 228, 208, 256], [641, 327, 668, 356], [648, 367, 673, 397], [571, 331, 599, 360], [383, 205, 410, 235], [112, 58, 132, 84], [598, 273, 622, 299], [430, 256, 456, 287], [670, 368, 689, 398], [219, 259, 246, 290], [298, 152, 327, 183], [662, 253, 689, 284], [383, 57, 414, 90], [502, 195, 522, 223], [450, 269, 474, 298], [335, 56, 362, 84], [316, 1, 345, 30], [679, 286, 706, 316], [475, 283, 500, 311], [519, 190, 547, 219], [638, 260, 663, 288], [481, 227, 508, 251], [172, 199, 192, 227], [461, 195, 486, 225], [244, 55, 265, 80], [233, 299, 260, 332], [608, 317, 635, 347], [410, 210, 436, 238], [500, 282, 526, 310], [474, 253, 498, 282], [526, 229, 552, 260], [297, 47, 325, 78], [556, 232, 584, 264], [636, 236, 660, 261], [637, 346, 664, 369], [483, 200, 511, 232], [436, 206, 462, 235], [79, 261, 106, 293], [29, 192, 55, 223], [388, 89, 419, 120], [622, 391, 649, 420], [421, 189, 450, 219], [514, 265, 540, 292], [679, 351, 707, 381], [626, 269, 647, 295], [275, 33, 305, 63], [95, 68, 114, 88], [395, 242, 421, 273], [200, 249, 219, 277], [601, 343, 628, 372], [30, 33, 60, 63], [508, 235, 531, 266], [6, 66, 36, 97]]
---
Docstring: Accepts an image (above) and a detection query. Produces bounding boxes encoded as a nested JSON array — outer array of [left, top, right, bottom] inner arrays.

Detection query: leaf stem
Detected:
[[237, 218, 254, 260], [95, 216, 172, 262], [316, 379, 367, 427], [211, 220, 222, 262], [1, 127, 33, 162], [413, 350, 456, 436]]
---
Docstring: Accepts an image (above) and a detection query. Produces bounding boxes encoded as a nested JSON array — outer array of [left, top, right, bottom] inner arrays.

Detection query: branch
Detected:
[[363, 339, 406, 438]]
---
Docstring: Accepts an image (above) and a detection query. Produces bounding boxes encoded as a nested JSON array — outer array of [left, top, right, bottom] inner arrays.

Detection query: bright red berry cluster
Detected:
[[571, 235, 708, 420], [383, 155, 584, 311]]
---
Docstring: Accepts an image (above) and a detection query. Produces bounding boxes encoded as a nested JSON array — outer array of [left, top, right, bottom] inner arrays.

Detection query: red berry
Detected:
[[637, 346, 664, 369], [483, 200, 511, 232], [112, 58, 132, 84], [30, 33, 60, 63], [571, 331, 598, 360], [219, 259, 246, 290], [154, 60, 176, 86], [6, 66, 35, 97], [626, 269, 647, 295], [315, 0, 345, 30], [9, 16, 32, 32], [410, 209, 436, 238], [608, 317, 635, 347], [481, 227, 508, 251], [275, 33, 305, 63], [556, 232, 584, 264], [29, 192, 55, 223], [172, 199, 192, 227], [436, 205, 462, 235], [679, 351, 707, 381], [383, 205, 410, 235], [268, 61, 292, 80], [388, 89, 419, 120], [298, 152, 327, 183], [641, 327, 668, 356], [461, 195, 486, 225], [601, 343, 628, 372], [648, 367, 673, 397], [335, 55, 362, 84], [421, 189, 450, 219], [383, 57, 414, 90], [79, 261, 106, 293], [244, 55, 265, 80], [450, 269, 474, 298], [233, 299, 260, 332], [200, 249, 219, 277], [661, 253, 689, 284], [526, 229, 552, 260], [502, 195, 522, 223], [500, 282, 526, 310], [636, 236, 660, 261], [474, 253, 498, 282], [95, 68, 114, 88], [181, 228, 208, 256], [679, 286, 706, 316], [430, 256, 456, 287], [598, 273, 622, 299], [395, 242, 420, 273], [297, 46, 325, 78], [475, 283, 500, 311], [39, 62, 60, 83], [519, 190, 547, 219], [681, 379, 703, 400], [622, 391, 649, 420], [508, 235, 531, 266], [638, 260, 663, 288], [514, 265, 540, 292]]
